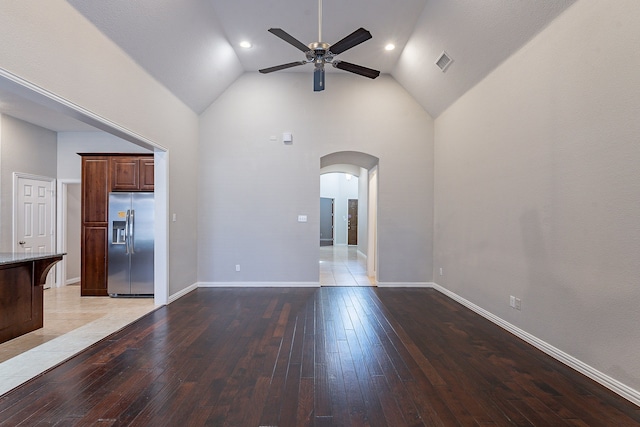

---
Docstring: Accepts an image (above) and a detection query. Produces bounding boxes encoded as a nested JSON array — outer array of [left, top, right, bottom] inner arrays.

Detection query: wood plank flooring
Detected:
[[0, 287, 638, 426]]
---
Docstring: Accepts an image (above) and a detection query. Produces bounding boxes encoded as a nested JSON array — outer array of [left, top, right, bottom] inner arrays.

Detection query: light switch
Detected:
[[298, 215, 307, 223], [172, 213, 177, 222]]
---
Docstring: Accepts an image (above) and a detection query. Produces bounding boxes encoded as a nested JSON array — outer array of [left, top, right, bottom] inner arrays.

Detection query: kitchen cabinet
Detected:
[[139, 157, 155, 191], [80, 154, 153, 296], [81, 155, 109, 296], [111, 157, 154, 191], [0, 254, 63, 343]]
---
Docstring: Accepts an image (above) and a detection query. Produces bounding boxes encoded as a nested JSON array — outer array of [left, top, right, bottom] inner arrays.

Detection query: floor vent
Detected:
[[435, 51, 453, 72]]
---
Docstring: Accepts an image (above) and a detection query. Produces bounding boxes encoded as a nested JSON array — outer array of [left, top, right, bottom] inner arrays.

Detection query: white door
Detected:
[[15, 174, 56, 288]]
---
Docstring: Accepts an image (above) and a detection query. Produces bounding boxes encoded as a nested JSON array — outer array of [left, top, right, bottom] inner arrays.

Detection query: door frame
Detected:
[[56, 179, 81, 288], [13, 172, 57, 286]]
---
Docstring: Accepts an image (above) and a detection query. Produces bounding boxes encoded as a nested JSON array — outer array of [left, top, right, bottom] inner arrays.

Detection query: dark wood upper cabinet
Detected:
[[139, 157, 155, 191], [111, 156, 154, 191], [111, 157, 139, 191]]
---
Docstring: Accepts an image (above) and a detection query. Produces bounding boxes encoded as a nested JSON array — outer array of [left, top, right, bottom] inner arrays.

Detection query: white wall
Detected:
[[434, 0, 640, 393], [320, 173, 359, 245], [0, 114, 57, 252], [0, 1, 200, 297], [198, 73, 434, 285]]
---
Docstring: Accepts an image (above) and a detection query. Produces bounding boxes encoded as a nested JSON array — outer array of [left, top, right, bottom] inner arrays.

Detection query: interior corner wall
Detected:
[[0, 114, 57, 252], [357, 166, 369, 256], [433, 0, 640, 392], [198, 73, 434, 284], [65, 183, 81, 282], [0, 2, 199, 296]]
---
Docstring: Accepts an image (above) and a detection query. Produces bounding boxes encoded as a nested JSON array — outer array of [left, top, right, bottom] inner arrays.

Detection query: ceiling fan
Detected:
[[258, 0, 380, 91]]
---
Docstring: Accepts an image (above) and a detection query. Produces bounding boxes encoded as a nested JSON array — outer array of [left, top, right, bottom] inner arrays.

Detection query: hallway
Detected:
[[319, 245, 374, 286]]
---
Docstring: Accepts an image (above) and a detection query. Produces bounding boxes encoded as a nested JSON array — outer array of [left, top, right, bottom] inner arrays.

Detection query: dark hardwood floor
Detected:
[[0, 287, 638, 426]]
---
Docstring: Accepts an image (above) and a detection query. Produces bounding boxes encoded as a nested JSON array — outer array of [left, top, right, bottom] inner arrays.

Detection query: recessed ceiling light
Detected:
[[384, 43, 395, 51], [240, 41, 252, 49]]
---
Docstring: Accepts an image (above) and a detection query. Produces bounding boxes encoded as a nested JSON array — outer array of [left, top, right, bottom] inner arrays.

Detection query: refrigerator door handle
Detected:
[[129, 209, 135, 254], [124, 209, 130, 255]]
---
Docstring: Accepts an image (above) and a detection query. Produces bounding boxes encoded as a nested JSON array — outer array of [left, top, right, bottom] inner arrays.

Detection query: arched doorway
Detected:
[[320, 151, 379, 286]]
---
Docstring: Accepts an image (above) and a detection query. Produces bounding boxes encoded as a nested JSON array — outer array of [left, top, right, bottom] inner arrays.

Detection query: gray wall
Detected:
[[57, 132, 151, 180], [198, 73, 434, 285], [65, 183, 81, 282], [434, 0, 640, 391], [1, 2, 200, 298], [0, 114, 57, 252], [357, 166, 369, 256]]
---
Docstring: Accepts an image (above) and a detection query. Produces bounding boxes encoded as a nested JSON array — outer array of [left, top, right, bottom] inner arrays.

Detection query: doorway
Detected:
[[319, 151, 379, 285], [56, 179, 81, 288], [320, 197, 334, 246], [348, 199, 358, 245]]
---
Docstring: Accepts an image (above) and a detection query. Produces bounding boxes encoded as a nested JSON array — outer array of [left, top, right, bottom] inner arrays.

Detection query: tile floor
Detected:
[[0, 246, 371, 396], [0, 284, 157, 396], [319, 245, 374, 286]]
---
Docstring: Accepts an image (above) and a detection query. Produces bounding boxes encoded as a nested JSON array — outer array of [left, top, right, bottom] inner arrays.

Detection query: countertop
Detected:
[[0, 253, 65, 266]]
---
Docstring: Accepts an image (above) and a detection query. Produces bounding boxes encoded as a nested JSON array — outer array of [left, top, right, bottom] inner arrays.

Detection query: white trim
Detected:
[[376, 282, 433, 288], [198, 281, 320, 288], [56, 179, 81, 289], [65, 277, 80, 286], [168, 283, 198, 304], [430, 283, 640, 407], [153, 151, 169, 306]]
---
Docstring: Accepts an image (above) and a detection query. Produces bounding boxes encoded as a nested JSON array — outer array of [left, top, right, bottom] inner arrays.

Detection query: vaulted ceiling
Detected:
[[1, 1, 577, 130]]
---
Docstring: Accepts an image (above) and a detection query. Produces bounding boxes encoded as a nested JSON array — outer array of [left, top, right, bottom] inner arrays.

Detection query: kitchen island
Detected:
[[0, 253, 64, 344]]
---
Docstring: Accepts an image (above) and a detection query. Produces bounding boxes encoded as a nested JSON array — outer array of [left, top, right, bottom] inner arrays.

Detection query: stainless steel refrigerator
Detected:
[[108, 192, 154, 297]]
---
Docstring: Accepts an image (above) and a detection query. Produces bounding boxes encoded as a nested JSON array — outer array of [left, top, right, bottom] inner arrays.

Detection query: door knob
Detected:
[[19, 241, 26, 245]]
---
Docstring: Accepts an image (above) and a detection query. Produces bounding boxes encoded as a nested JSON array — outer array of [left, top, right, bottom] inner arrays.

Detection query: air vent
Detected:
[[435, 51, 453, 72]]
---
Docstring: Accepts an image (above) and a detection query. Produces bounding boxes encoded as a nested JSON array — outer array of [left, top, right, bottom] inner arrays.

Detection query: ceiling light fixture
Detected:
[[384, 43, 395, 51], [239, 41, 252, 49]]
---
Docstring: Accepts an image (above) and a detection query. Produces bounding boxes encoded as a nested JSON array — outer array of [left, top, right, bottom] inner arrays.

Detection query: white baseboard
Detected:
[[197, 281, 320, 288], [168, 283, 198, 304], [377, 282, 433, 288], [430, 283, 640, 407], [65, 277, 80, 286]]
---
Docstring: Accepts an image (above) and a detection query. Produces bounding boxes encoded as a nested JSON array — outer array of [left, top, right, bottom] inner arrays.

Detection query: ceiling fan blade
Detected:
[[328, 28, 372, 55], [259, 61, 307, 74], [333, 61, 380, 79], [314, 67, 325, 91], [268, 28, 310, 53]]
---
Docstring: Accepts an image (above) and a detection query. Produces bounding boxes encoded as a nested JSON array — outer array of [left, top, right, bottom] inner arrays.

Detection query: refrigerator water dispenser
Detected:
[[112, 221, 126, 244]]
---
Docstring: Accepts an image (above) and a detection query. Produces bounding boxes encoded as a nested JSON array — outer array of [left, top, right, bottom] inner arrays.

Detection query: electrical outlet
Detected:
[[235, 264, 240, 272], [515, 298, 522, 310], [510, 295, 516, 308], [439, 267, 443, 276]]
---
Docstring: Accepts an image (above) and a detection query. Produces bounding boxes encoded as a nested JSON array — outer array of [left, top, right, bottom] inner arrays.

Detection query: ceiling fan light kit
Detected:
[[258, 0, 380, 91]]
